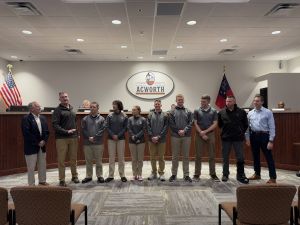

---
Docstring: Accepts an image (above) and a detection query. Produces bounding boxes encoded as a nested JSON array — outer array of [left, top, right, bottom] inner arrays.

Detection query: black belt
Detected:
[[251, 130, 269, 135]]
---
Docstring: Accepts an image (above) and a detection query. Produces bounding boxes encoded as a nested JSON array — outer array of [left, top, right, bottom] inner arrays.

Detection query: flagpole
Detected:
[[7, 64, 13, 73], [223, 65, 226, 74]]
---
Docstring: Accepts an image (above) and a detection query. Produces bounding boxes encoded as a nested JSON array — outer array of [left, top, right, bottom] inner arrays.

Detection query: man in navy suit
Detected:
[[21, 101, 49, 186]]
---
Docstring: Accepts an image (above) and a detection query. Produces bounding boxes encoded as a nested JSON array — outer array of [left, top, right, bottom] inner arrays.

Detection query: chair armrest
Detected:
[[295, 206, 299, 225], [233, 207, 238, 225], [70, 209, 75, 225]]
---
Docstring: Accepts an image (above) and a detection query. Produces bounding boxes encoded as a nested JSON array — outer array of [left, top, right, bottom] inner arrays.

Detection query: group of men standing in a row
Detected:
[[21, 91, 277, 186]]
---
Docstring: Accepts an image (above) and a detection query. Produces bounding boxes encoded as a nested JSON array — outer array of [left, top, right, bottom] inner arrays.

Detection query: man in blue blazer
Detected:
[[21, 101, 49, 186]]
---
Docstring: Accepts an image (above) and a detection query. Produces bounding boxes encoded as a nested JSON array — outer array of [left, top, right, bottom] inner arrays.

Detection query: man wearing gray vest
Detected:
[[147, 99, 168, 181], [169, 94, 193, 182], [81, 101, 106, 184]]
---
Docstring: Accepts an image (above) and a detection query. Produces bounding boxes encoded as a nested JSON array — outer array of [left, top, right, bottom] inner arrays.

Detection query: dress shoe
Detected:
[[105, 177, 114, 183], [211, 174, 220, 182], [81, 177, 92, 184], [237, 176, 249, 184], [221, 175, 228, 182], [248, 174, 261, 180], [169, 175, 176, 182], [97, 177, 105, 183], [71, 177, 80, 183], [59, 181, 67, 187], [266, 179, 276, 184], [296, 172, 300, 177], [121, 177, 127, 182], [184, 176, 192, 182], [193, 175, 200, 181]]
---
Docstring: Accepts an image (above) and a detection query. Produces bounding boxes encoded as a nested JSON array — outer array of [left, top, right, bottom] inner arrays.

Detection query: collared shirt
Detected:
[[194, 106, 217, 130], [32, 113, 42, 135], [247, 106, 275, 141]]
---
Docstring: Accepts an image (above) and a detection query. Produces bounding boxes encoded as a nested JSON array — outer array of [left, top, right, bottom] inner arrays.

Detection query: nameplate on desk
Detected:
[[272, 108, 285, 112]]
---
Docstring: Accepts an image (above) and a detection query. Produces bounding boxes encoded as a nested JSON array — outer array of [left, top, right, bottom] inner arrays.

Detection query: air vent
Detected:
[[65, 49, 82, 55], [219, 49, 237, 55], [265, 3, 300, 17], [156, 3, 184, 16], [6, 2, 42, 16], [152, 50, 168, 55]]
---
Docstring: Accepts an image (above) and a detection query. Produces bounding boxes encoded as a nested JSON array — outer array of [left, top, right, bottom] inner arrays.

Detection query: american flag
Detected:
[[0, 71, 22, 108]]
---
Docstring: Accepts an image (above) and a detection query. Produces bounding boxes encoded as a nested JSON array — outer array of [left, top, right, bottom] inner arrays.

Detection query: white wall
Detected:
[[0, 58, 8, 111], [11, 60, 286, 112], [0, 58, 7, 81], [264, 73, 300, 110], [288, 56, 300, 73]]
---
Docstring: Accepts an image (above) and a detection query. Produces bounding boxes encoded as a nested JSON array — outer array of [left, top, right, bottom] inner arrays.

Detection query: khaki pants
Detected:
[[108, 139, 125, 178], [83, 144, 104, 178], [56, 138, 78, 181], [171, 136, 191, 176], [129, 143, 145, 176], [149, 142, 166, 175], [194, 132, 216, 176], [25, 150, 46, 186]]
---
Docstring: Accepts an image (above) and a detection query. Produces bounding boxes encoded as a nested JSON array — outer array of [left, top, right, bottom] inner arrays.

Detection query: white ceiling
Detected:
[[1, 0, 300, 61]]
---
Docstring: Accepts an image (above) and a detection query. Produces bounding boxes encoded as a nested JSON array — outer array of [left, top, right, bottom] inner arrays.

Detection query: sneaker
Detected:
[[121, 177, 127, 182], [248, 174, 261, 180], [97, 177, 104, 183], [81, 177, 92, 184], [266, 179, 276, 184], [71, 177, 80, 184], [131, 176, 137, 181], [148, 173, 157, 180], [38, 182, 49, 186], [210, 174, 220, 182], [169, 175, 176, 182], [105, 177, 114, 183], [59, 180, 67, 187], [237, 176, 249, 184], [193, 175, 200, 181], [137, 176, 143, 181], [184, 176, 192, 182], [159, 175, 166, 182], [221, 175, 228, 182]]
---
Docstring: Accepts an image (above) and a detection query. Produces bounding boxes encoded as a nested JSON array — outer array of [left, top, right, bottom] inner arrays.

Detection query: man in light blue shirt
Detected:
[[246, 94, 277, 184]]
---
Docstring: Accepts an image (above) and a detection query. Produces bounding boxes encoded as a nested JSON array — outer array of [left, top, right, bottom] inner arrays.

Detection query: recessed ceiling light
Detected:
[[76, 38, 84, 42], [159, 56, 165, 59], [121, 45, 127, 48], [10, 55, 18, 59], [62, 0, 124, 2], [272, 30, 281, 35], [187, 0, 249, 2], [176, 45, 183, 49], [220, 38, 228, 42], [137, 56, 143, 59], [186, 20, 197, 26], [112, 20, 122, 25], [22, 30, 32, 35]]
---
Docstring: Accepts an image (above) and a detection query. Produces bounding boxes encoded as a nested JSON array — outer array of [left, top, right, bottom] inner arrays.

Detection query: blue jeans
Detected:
[[250, 132, 277, 179]]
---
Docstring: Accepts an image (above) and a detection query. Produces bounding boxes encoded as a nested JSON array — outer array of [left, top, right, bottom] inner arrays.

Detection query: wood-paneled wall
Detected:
[[0, 112, 299, 176]]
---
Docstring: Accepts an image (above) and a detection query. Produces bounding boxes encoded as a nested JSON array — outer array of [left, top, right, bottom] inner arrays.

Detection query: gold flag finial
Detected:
[[7, 64, 13, 73], [223, 65, 226, 73]]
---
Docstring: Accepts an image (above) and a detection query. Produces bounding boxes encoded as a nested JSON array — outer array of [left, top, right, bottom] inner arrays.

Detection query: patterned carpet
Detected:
[[1, 161, 299, 225]]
